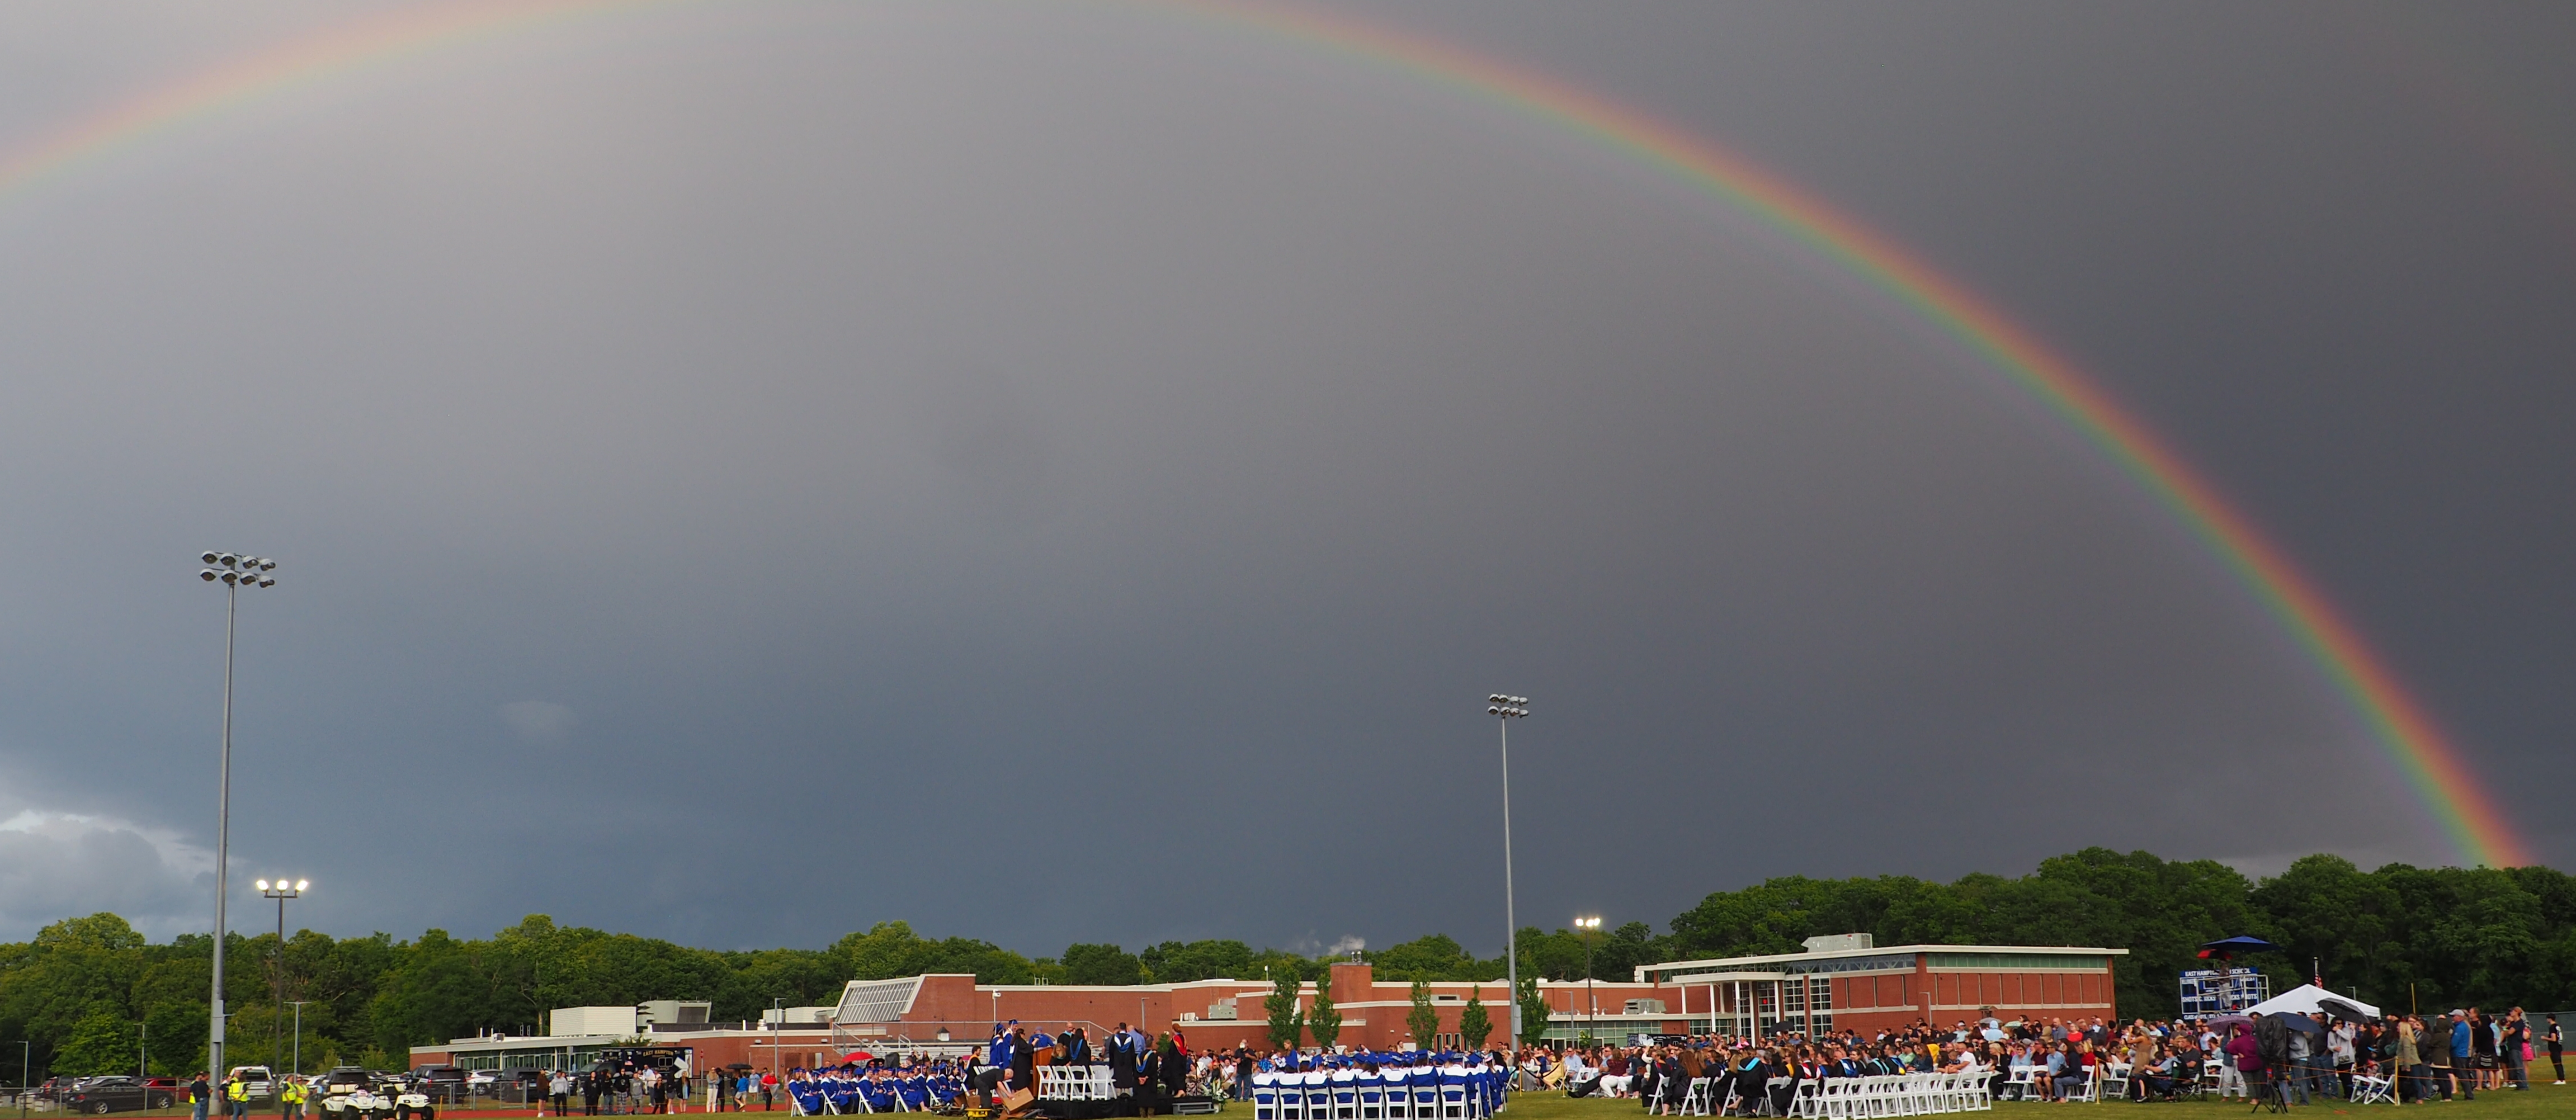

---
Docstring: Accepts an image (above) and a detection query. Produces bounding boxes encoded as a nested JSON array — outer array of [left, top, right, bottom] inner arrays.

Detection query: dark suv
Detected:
[[411, 1067, 468, 1104]]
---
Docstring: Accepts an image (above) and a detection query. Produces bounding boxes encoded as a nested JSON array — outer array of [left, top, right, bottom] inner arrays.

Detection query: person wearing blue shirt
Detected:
[[2448, 1013, 2477, 1100]]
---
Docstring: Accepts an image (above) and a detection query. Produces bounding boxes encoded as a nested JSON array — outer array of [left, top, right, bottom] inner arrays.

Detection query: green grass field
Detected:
[[1490, 1085, 2576, 1120]]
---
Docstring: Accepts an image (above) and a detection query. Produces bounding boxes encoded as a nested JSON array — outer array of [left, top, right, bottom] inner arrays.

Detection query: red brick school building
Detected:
[[411, 935, 2122, 1070]]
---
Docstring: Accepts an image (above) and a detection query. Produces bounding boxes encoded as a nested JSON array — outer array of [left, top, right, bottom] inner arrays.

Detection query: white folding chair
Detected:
[[2068, 1068, 2100, 1105], [1682, 1078, 1712, 1117], [2347, 1071, 2393, 1106], [2002, 1066, 2034, 1103]]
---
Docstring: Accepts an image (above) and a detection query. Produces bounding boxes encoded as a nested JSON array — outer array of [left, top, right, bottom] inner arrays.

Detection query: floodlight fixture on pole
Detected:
[[258, 878, 305, 1077], [1485, 694, 1528, 1046], [1574, 916, 1601, 1042], [197, 550, 280, 1079]]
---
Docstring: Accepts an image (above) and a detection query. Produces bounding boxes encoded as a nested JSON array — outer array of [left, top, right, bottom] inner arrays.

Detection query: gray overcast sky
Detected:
[[0, 1, 2570, 956]]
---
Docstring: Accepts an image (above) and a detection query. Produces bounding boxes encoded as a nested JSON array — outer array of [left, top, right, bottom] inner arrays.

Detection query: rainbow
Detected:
[[0, 0, 636, 206], [0, 1, 2526, 866]]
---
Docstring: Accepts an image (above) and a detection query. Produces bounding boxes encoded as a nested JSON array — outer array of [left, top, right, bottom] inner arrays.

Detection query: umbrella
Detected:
[[2205, 1014, 2256, 1031], [2319, 996, 2380, 1022], [2268, 1013, 2324, 1035], [2197, 935, 2279, 961], [841, 1052, 874, 1064]]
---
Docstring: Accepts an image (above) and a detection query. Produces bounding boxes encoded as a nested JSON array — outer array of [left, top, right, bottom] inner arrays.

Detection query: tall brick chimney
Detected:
[[1329, 960, 1373, 1004]]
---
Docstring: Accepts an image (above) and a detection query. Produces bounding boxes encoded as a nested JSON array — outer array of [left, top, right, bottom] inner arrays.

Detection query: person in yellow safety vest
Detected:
[[227, 1075, 252, 1120], [281, 1078, 308, 1118]]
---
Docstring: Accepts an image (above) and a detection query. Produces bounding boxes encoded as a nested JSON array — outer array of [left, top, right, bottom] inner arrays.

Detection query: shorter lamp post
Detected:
[[287, 1003, 312, 1077], [1573, 917, 1601, 1043], [257, 879, 306, 1075]]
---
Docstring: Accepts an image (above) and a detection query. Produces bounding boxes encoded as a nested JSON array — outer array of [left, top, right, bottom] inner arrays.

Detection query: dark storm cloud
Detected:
[[0, 1, 2568, 956]]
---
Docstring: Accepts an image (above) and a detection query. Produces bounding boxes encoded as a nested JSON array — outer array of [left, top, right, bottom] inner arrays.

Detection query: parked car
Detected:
[[407, 1067, 467, 1105], [33, 1076, 83, 1103], [478, 1070, 547, 1098], [226, 1066, 277, 1102], [59, 1076, 180, 1114]]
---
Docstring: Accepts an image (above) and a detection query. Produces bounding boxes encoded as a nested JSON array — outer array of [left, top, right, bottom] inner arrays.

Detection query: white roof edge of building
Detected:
[[1632, 944, 2131, 982]]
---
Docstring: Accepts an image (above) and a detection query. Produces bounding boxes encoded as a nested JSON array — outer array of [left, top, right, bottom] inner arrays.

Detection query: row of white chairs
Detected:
[[1997, 1063, 2110, 1104], [1037, 1067, 1119, 1101], [1787, 1073, 1993, 1118], [1250, 1074, 1501, 1120]]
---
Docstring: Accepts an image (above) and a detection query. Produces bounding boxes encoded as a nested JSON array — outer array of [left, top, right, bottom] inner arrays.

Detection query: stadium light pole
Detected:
[[258, 879, 305, 1075], [1485, 694, 1528, 1047], [198, 551, 279, 1079], [1574, 916, 1601, 1042]]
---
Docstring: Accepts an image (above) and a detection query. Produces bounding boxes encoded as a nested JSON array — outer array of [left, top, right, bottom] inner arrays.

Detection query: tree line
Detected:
[[6, 848, 2570, 1080]]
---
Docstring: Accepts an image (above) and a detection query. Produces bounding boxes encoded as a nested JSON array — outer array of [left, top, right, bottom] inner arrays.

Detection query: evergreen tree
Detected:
[[1263, 979, 1304, 1051], [1405, 979, 1440, 1049], [1457, 987, 1492, 1051], [1306, 980, 1342, 1052]]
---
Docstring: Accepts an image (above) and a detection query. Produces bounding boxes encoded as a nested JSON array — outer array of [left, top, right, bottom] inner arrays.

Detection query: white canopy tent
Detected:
[[2245, 983, 2380, 1020]]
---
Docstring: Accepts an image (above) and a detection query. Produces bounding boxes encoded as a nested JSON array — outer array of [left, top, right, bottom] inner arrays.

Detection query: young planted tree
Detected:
[[1457, 987, 1492, 1051], [1264, 979, 1305, 1052], [1306, 981, 1342, 1052], [1515, 974, 1550, 1047], [1405, 980, 1441, 1049]]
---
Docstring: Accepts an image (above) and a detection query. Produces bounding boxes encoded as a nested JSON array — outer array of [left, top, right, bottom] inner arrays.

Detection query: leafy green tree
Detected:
[[1590, 921, 1667, 988], [1405, 980, 1440, 1048], [0, 913, 149, 1066], [1306, 980, 1341, 1052], [829, 921, 1035, 986], [1371, 935, 1497, 982], [1139, 941, 1254, 984], [54, 1009, 139, 1076], [1513, 974, 1549, 1046], [1059, 944, 1143, 987], [1263, 979, 1304, 1051], [1457, 987, 1491, 1051], [143, 1001, 206, 1076]]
